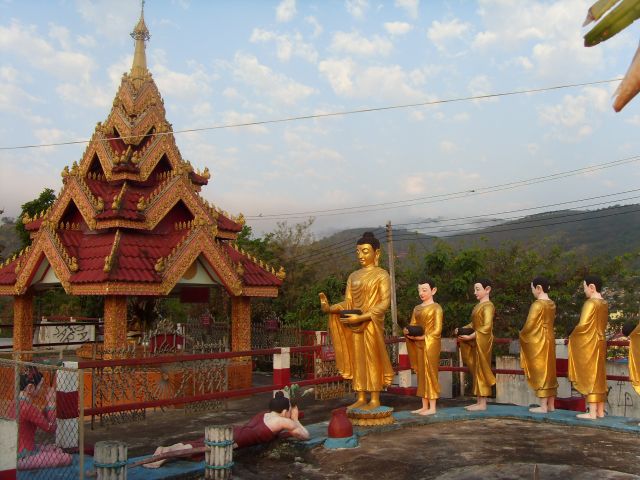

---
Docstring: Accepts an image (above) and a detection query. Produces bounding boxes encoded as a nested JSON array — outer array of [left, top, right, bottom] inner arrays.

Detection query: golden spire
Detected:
[[130, 0, 150, 83]]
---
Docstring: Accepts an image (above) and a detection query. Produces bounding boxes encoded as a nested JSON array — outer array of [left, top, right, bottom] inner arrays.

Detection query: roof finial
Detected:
[[130, 0, 150, 83]]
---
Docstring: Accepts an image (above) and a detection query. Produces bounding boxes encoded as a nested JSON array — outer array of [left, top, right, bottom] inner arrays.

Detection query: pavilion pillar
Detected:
[[103, 296, 128, 351], [13, 292, 34, 354], [229, 296, 252, 389]]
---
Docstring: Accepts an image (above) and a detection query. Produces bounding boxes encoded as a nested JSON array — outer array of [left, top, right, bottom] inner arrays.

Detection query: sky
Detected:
[[1, 0, 640, 238]]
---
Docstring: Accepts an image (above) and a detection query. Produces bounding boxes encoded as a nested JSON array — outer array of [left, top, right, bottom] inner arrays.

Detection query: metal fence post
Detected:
[[79, 369, 85, 480]]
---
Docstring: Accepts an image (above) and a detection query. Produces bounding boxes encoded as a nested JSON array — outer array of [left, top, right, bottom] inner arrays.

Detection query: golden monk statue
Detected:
[[319, 231, 394, 410], [568, 275, 608, 420], [519, 276, 558, 413], [626, 321, 640, 425], [404, 277, 442, 415], [457, 278, 496, 411]]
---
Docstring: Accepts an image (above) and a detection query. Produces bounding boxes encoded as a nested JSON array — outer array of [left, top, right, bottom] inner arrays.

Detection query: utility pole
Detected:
[[386, 221, 399, 337]]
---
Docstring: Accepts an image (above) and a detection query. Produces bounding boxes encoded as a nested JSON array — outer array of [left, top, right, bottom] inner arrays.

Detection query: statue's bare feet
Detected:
[[362, 399, 381, 411], [529, 406, 548, 414], [576, 412, 598, 420], [347, 399, 367, 410], [411, 408, 423, 413], [418, 408, 436, 416], [465, 403, 487, 411]]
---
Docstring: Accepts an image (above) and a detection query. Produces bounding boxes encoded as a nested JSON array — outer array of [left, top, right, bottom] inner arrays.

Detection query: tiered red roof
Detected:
[[0, 10, 282, 299]]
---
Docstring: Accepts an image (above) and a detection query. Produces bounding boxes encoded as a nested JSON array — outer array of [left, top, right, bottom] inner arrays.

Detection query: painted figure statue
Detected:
[[457, 278, 496, 411], [404, 277, 443, 415], [568, 275, 608, 420], [319, 231, 394, 410], [519, 276, 558, 413]]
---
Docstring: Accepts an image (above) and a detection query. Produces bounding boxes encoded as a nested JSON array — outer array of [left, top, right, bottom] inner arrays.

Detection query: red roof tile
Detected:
[[223, 244, 282, 287]]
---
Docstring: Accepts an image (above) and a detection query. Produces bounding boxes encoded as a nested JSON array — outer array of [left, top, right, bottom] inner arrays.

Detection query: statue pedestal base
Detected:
[[347, 405, 395, 426]]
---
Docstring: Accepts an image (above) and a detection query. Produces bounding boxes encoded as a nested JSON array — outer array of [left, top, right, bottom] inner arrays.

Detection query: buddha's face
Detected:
[[418, 283, 436, 302], [356, 243, 377, 267]]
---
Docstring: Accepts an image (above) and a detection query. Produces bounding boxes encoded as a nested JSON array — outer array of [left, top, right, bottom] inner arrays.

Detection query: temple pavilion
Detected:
[[0, 8, 283, 384]]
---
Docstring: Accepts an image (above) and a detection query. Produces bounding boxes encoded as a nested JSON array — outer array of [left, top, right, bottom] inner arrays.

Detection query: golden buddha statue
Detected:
[[519, 277, 558, 413], [627, 322, 640, 412], [404, 278, 442, 415], [568, 275, 608, 420], [319, 231, 394, 410], [457, 278, 496, 411]]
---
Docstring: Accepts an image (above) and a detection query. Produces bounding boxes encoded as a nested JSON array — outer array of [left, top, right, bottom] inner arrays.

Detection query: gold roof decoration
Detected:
[[103, 230, 122, 273], [236, 213, 245, 226], [154, 256, 166, 273], [111, 182, 128, 210], [276, 266, 286, 281], [130, 0, 151, 87]]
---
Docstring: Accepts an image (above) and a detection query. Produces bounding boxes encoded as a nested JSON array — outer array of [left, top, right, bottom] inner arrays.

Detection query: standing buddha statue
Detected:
[[319, 231, 394, 411]]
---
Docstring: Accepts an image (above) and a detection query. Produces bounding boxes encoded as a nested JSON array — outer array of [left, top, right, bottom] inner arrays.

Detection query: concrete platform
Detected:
[[80, 401, 640, 479]]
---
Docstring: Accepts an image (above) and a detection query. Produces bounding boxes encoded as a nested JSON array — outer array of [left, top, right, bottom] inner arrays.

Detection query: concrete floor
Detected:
[[84, 377, 640, 479]]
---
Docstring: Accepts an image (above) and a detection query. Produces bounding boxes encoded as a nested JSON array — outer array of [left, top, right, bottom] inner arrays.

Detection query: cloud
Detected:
[[221, 111, 268, 134], [75, 0, 140, 41], [56, 82, 111, 108], [0, 20, 94, 81], [537, 86, 609, 140], [250, 29, 318, 63], [276, 0, 297, 22], [626, 115, 640, 126], [468, 75, 496, 103], [305, 16, 323, 38], [439, 140, 458, 153], [395, 0, 419, 19], [150, 55, 214, 100], [331, 31, 393, 56], [405, 176, 425, 195], [474, 0, 604, 79], [472, 31, 497, 50], [384, 22, 413, 36], [231, 53, 316, 105], [427, 18, 470, 52], [345, 0, 369, 19], [319, 59, 433, 102]]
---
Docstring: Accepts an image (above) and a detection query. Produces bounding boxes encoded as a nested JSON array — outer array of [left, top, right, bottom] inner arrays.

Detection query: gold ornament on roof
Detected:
[[202, 167, 211, 179], [276, 266, 286, 281], [154, 256, 166, 273]]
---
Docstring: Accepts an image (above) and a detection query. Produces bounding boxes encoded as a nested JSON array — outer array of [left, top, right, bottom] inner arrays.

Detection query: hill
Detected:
[[313, 203, 640, 263]]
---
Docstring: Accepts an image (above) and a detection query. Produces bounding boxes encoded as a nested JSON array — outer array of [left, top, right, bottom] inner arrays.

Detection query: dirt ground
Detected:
[[85, 376, 640, 479]]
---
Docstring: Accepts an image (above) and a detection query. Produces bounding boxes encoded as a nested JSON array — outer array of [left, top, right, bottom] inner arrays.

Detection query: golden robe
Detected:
[[519, 299, 558, 398], [460, 301, 496, 397], [406, 303, 443, 399], [568, 298, 608, 403], [628, 323, 640, 396], [328, 266, 394, 392]]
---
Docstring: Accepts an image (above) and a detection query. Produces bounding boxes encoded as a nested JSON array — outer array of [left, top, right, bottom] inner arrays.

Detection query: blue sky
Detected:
[[1, 0, 639, 237]]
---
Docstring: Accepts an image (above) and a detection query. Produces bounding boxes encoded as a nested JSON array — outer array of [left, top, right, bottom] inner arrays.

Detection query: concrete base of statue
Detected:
[[347, 405, 395, 426], [323, 435, 359, 449]]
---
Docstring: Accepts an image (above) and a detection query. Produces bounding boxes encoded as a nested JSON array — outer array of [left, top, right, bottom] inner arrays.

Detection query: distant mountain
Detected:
[[314, 203, 640, 262]]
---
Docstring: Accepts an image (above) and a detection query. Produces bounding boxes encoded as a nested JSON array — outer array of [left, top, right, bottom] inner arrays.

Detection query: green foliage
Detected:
[[394, 238, 639, 339], [282, 274, 347, 330], [16, 188, 56, 248]]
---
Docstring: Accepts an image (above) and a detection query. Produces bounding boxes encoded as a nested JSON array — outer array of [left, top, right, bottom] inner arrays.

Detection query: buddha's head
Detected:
[[356, 231, 381, 267]]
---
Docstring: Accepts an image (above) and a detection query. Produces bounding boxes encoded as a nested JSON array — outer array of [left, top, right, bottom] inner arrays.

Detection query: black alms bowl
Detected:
[[340, 309, 362, 318], [406, 325, 424, 336], [622, 322, 638, 337], [457, 327, 474, 336]]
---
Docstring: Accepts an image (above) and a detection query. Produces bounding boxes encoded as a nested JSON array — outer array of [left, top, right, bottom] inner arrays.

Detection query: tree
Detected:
[[16, 188, 56, 248]]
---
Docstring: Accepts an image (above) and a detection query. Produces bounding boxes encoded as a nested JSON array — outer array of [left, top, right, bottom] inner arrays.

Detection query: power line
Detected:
[[246, 154, 640, 220], [301, 203, 640, 266], [0, 78, 621, 151], [291, 189, 640, 262]]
